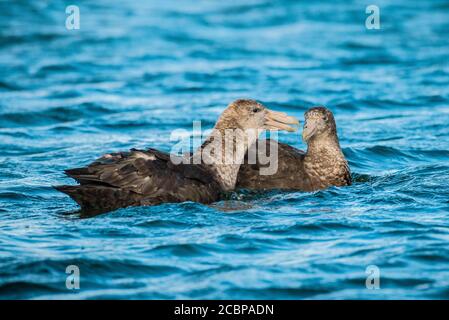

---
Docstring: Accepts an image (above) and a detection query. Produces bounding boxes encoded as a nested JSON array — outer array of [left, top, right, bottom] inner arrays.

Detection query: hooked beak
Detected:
[[302, 120, 317, 142], [265, 109, 299, 132]]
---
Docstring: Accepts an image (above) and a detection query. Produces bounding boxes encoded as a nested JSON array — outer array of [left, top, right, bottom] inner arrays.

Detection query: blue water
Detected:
[[1, 0, 449, 300]]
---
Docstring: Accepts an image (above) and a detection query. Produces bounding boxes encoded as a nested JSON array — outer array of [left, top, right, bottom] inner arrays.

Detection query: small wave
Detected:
[[0, 281, 61, 299], [0, 80, 22, 91], [0, 103, 112, 128], [134, 219, 193, 228], [0, 192, 43, 201], [150, 243, 214, 257], [340, 54, 400, 66], [226, 286, 332, 299], [1, 258, 183, 280], [0, 32, 62, 48], [33, 64, 79, 77], [254, 221, 370, 236]]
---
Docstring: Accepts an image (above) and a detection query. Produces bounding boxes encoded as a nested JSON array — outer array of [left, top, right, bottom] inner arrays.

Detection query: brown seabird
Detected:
[[55, 99, 298, 213], [237, 106, 351, 191]]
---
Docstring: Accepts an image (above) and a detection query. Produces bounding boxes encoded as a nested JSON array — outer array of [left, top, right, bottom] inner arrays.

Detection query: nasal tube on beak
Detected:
[[265, 109, 299, 132], [302, 120, 317, 142]]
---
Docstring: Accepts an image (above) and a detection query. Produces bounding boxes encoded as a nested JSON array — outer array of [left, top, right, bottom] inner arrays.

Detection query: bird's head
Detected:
[[216, 99, 299, 132], [302, 106, 337, 143]]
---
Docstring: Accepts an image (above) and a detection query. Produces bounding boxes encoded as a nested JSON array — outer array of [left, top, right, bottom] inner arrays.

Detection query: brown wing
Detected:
[[237, 140, 308, 190], [57, 148, 221, 212]]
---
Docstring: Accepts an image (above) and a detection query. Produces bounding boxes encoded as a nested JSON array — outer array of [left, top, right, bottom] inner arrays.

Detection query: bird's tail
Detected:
[[54, 185, 137, 214]]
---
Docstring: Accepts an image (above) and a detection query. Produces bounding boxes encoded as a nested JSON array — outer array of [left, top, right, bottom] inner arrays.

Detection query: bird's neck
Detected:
[[193, 127, 259, 191], [306, 133, 342, 155], [304, 133, 348, 178]]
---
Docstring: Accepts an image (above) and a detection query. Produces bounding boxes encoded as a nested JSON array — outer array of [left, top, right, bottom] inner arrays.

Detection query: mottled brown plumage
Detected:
[[237, 107, 351, 191], [55, 99, 298, 213]]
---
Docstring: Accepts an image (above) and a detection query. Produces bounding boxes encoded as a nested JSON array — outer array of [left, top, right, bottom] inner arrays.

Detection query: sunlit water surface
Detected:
[[1, 0, 449, 299]]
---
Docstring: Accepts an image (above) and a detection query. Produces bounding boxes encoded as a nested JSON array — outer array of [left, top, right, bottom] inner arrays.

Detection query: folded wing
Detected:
[[56, 148, 221, 213]]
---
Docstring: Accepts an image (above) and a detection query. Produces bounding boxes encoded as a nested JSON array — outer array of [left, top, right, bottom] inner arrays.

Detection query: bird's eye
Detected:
[[322, 116, 327, 121], [252, 108, 261, 113]]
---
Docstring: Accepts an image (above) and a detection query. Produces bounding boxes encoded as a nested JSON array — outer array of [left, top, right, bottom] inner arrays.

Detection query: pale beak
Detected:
[[265, 109, 299, 132], [302, 120, 317, 142]]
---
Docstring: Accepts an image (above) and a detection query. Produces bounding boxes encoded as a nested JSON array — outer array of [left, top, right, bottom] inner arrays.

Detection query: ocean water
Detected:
[[1, 0, 449, 300]]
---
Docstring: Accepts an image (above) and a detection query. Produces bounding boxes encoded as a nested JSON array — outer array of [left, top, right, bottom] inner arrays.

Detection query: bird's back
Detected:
[[237, 140, 309, 190], [237, 139, 351, 191], [55, 148, 221, 214]]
